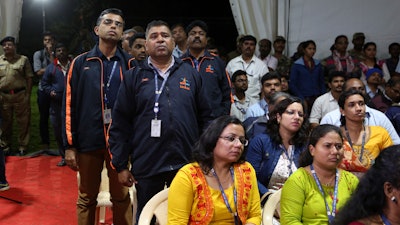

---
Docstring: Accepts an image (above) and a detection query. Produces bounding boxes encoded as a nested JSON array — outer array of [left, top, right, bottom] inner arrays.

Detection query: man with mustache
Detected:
[[62, 8, 136, 225], [226, 35, 269, 102], [108, 20, 213, 221], [181, 20, 232, 117]]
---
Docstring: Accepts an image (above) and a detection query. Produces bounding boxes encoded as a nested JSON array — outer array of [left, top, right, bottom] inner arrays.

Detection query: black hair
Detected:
[[96, 8, 124, 26], [145, 20, 170, 38], [266, 97, 310, 148], [185, 20, 208, 36], [299, 124, 343, 167], [55, 42, 66, 50], [338, 89, 366, 126], [333, 145, 400, 225], [328, 71, 346, 83], [388, 42, 400, 51], [334, 35, 348, 44], [128, 32, 146, 48], [261, 72, 281, 86], [231, 70, 247, 82], [192, 116, 247, 174], [239, 35, 257, 45], [299, 40, 316, 56]]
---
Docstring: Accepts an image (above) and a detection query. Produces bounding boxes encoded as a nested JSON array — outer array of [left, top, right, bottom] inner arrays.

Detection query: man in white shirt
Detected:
[[309, 71, 345, 128], [320, 78, 400, 144], [226, 35, 269, 102]]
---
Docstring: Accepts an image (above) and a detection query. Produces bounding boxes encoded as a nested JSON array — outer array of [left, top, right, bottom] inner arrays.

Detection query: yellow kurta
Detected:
[[167, 162, 261, 225]]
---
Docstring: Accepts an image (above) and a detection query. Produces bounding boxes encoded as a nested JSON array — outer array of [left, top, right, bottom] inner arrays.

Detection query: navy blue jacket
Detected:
[[289, 57, 326, 99], [109, 57, 214, 178], [42, 60, 68, 103], [181, 50, 232, 117], [246, 133, 306, 195], [62, 45, 136, 152]]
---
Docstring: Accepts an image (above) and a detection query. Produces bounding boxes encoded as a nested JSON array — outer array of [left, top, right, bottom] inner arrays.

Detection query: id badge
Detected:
[[151, 119, 161, 137], [103, 108, 112, 124]]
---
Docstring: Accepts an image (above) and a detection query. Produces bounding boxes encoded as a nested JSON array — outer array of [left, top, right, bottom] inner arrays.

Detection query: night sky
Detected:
[[18, 0, 238, 60]]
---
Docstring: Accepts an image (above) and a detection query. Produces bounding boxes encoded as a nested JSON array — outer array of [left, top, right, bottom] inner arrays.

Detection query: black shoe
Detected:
[[57, 159, 66, 167]]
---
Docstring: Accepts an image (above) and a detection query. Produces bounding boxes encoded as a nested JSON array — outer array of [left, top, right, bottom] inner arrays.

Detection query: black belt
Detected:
[[1, 87, 26, 94]]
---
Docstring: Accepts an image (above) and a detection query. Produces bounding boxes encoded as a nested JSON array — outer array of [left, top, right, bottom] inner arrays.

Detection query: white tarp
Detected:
[[230, 0, 400, 60], [0, 0, 23, 42]]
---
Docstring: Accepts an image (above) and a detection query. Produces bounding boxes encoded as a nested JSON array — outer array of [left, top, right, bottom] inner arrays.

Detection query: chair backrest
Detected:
[[138, 188, 169, 225], [262, 189, 282, 225]]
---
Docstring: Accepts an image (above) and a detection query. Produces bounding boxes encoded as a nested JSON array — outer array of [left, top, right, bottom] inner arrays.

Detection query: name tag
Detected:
[[103, 108, 111, 124], [151, 119, 161, 137]]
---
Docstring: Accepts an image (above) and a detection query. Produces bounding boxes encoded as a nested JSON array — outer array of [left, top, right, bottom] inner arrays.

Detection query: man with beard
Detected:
[[309, 71, 346, 128], [108, 20, 213, 221], [272, 36, 291, 77], [226, 35, 269, 102], [369, 77, 400, 113], [364, 68, 384, 99], [230, 70, 256, 121], [181, 20, 232, 117], [128, 32, 147, 62]]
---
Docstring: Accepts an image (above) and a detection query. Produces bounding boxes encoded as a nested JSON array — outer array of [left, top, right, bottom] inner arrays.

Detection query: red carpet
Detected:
[[0, 155, 111, 225]]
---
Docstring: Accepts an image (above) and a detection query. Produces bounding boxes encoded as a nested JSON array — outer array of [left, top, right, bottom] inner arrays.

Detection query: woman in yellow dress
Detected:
[[338, 89, 393, 176], [167, 116, 261, 225]]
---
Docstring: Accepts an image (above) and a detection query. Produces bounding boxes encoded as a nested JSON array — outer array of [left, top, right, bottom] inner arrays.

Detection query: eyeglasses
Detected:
[[219, 136, 248, 146], [102, 19, 124, 28], [284, 110, 305, 118]]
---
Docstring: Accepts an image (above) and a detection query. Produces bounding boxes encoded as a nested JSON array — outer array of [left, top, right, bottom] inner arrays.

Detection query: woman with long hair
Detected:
[[167, 116, 261, 225], [333, 145, 400, 225], [280, 124, 359, 225], [246, 97, 309, 200]]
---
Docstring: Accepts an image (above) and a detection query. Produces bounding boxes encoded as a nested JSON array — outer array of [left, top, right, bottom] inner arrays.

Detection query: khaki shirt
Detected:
[[0, 54, 34, 91]]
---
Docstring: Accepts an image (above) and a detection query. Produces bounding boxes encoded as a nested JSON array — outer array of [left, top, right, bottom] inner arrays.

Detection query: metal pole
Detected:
[[42, 1, 46, 33]]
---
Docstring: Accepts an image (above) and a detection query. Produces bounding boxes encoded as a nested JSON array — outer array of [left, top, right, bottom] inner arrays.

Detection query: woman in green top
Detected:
[[280, 124, 359, 225]]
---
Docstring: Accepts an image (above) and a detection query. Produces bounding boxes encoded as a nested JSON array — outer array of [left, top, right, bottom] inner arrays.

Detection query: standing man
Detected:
[[181, 20, 232, 117], [42, 43, 71, 167], [108, 20, 213, 220], [63, 8, 136, 225], [258, 38, 278, 71], [33, 31, 55, 151], [272, 36, 291, 78], [121, 28, 137, 54], [128, 32, 147, 62], [171, 23, 188, 58], [230, 70, 256, 121], [0, 36, 33, 156], [309, 71, 346, 128], [226, 35, 269, 102], [348, 32, 365, 60]]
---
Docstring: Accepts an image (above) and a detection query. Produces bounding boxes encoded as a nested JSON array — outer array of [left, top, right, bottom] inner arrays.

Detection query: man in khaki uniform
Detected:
[[0, 36, 33, 156]]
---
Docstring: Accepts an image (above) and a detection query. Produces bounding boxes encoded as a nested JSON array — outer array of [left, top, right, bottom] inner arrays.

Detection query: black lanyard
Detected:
[[211, 167, 241, 225]]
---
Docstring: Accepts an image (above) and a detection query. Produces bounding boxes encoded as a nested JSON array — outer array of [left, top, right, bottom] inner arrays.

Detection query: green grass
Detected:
[[10, 85, 56, 154]]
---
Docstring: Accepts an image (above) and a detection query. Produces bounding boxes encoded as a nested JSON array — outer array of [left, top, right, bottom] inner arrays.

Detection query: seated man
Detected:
[[369, 77, 400, 113]]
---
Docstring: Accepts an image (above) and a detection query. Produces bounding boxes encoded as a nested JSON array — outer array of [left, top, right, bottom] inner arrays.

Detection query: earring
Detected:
[[391, 196, 397, 203]]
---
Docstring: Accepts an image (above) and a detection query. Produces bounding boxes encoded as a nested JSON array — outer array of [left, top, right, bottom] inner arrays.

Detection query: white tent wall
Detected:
[[0, 0, 23, 42], [230, 0, 400, 61]]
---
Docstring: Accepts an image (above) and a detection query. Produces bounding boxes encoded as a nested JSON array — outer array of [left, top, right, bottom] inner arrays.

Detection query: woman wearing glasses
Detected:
[[167, 116, 261, 225], [246, 97, 309, 202]]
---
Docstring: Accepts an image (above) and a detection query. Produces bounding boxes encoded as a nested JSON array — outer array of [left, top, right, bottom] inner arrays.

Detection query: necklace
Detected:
[[344, 125, 366, 161]]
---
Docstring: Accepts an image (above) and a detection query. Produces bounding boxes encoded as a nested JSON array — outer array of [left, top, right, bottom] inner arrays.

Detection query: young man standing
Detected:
[[63, 8, 136, 225]]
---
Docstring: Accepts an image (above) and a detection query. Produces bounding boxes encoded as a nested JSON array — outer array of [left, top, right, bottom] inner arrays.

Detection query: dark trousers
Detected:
[[37, 90, 50, 145], [49, 102, 64, 158], [135, 170, 178, 222], [0, 148, 6, 183]]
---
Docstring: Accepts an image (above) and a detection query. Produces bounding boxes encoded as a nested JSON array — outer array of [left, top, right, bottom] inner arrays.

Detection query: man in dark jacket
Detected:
[[108, 20, 213, 221], [181, 20, 232, 117], [62, 8, 136, 225]]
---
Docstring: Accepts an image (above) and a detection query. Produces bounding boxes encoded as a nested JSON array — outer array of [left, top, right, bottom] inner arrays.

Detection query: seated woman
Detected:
[[338, 89, 393, 176], [333, 145, 400, 225], [167, 116, 261, 225], [246, 97, 309, 200], [280, 124, 359, 225]]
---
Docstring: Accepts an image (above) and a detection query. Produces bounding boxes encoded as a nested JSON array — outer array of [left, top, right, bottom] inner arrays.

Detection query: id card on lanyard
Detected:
[[151, 69, 168, 137], [103, 61, 117, 124]]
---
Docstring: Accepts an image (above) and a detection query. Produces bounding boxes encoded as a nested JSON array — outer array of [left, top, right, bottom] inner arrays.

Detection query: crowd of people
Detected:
[[1, 6, 400, 225]]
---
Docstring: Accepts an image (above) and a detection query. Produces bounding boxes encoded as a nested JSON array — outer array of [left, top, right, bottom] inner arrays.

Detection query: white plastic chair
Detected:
[[138, 188, 169, 225], [262, 189, 282, 225]]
